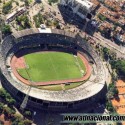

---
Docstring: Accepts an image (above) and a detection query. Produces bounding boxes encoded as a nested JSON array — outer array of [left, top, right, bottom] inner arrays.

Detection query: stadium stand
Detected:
[[0, 29, 107, 111]]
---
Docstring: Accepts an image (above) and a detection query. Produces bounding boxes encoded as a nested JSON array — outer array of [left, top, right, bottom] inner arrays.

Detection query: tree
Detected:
[[0, 88, 7, 99], [56, 24, 61, 29], [2, 25, 11, 35], [112, 87, 119, 96], [102, 28, 112, 39], [110, 51, 117, 60], [103, 47, 110, 60], [53, 20, 58, 26], [24, 110, 32, 117], [33, 13, 44, 27], [106, 101, 114, 112], [48, 0, 58, 4], [103, 47, 109, 54], [2, 1, 12, 14], [16, 15, 31, 29], [18, 122, 24, 125], [98, 14, 106, 21], [11, 114, 32, 125], [5, 93, 11, 99], [23, 119, 32, 125], [111, 60, 125, 76], [12, 121, 24, 125], [7, 98, 16, 106], [25, 0, 30, 6], [11, 114, 23, 124], [0, 103, 4, 113], [46, 20, 52, 26], [107, 81, 119, 102], [108, 83, 114, 90], [3, 107, 15, 118]]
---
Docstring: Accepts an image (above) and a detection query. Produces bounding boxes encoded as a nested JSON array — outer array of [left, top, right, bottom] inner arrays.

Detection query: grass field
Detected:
[[17, 52, 86, 82]]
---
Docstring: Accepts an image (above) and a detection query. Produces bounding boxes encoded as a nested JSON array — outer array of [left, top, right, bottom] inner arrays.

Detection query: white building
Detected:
[[6, 7, 26, 23], [60, 0, 93, 19]]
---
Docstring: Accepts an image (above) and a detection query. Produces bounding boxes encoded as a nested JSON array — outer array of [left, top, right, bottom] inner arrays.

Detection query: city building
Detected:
[[6, 7, 26, 23], [60, 0, 94, 19]]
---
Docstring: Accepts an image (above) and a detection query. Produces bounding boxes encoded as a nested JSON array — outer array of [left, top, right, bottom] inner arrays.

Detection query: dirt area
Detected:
[[14, 56, 26, 69]]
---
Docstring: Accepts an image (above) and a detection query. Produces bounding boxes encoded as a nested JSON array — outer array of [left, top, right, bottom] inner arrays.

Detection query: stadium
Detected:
[[0, 28, 107, 111]]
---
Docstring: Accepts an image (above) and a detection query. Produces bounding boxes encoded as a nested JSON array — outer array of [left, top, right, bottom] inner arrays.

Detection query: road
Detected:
[[90, 33, 125, 59]]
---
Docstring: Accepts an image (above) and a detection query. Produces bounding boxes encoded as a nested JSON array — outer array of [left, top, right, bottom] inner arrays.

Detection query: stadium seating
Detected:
[[0, 29, 106, 111]]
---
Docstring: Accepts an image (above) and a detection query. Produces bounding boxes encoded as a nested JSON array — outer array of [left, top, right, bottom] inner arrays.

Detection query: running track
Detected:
[[11, 52, 92, 86]]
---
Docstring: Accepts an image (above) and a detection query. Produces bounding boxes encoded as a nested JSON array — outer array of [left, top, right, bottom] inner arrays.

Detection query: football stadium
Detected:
[[0, 28, 107, 111]]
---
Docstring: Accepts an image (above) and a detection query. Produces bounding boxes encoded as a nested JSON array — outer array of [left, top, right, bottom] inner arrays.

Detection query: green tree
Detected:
[[25, 0, 30, 6], [112, 87, 119, 96], [46, 20, 52, 26], [7, 98, 16, 106], [24, 110, 32, 117], [106, 101, 114, 112], [11, 114, 23, 124], [111, 60, 125, 76], [23, 119, 32, 125], [2, 25, 11, 35], [53, 20, 58, 26], [103, 47, 110, 60], [0, 88, 7, 99], [5, 93, 11, 99], [2, 1, 12, 14], [98, 14, 106, 21], [108, 83, 114, 90], [3, 107, 15, 118], [0, 103, 4, 113], [16, 15, 31, 29], [48, 0, 58, 4], [18, 122, 24, 125], [33, 13, 44, 28]]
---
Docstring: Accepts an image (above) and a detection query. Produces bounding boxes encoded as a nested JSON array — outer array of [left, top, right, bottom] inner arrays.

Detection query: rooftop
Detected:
[[76, 0, 93, 9], [97, 5, 125, 26], [6, 7, 26, 20]]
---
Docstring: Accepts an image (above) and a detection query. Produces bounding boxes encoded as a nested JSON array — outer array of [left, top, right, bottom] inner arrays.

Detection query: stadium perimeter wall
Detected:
[[0, 28, 107, 111]]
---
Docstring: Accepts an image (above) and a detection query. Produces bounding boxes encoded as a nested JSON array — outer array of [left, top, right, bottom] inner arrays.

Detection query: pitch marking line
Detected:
[[23, 57, 34, 84], [74, 55, 84, 76], [47, 54, 59, 81]]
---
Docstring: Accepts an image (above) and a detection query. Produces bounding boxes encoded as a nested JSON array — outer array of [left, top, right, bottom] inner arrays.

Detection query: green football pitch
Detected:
[[17, 52, 86, 82]]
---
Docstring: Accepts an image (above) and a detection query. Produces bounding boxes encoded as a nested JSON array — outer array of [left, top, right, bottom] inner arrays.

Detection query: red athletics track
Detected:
[[11, 52, 92, 86]]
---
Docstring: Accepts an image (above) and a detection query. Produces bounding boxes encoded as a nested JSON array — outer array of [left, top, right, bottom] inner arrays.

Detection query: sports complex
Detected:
[[0, 28, 107, 111]]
